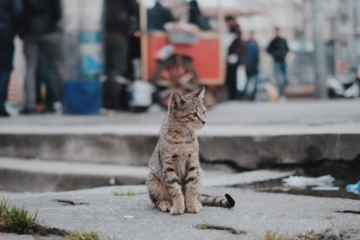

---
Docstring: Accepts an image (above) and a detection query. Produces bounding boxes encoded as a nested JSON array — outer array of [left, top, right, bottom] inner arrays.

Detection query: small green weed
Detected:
[[63, 231, 116, 240], [199, 224, 208, 229], [112, 191, 136, 197], [0, 199, 38, 234]]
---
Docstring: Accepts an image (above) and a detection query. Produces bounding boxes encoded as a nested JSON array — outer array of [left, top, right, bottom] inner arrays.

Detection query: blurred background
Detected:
[[3, 0, 360, 113], [0, 0, 359, 199]]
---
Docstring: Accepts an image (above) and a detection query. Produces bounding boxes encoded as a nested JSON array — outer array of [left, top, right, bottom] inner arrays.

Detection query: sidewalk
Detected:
[[0, 100, 359, 168]]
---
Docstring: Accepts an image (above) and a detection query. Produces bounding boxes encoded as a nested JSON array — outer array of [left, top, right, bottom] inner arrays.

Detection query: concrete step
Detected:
[[0, 129, 359, 170], [0, 157, 293, 193], [1, 101, 360, 169], [0, 158, 149, 192]]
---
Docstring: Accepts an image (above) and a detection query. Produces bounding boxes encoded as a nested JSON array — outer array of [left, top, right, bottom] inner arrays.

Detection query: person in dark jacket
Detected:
[[0, 0, 22, 117], [21, 0, 64, 114], [243, 31, 260, 101], [188, 0, 210, 31], [267, 27, 289, 100], [225, 16, 243, 100], [147, 0, 174, 31], [104, 0, 139, 110]]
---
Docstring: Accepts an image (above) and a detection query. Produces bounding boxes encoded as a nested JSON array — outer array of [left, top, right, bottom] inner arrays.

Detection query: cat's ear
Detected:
[[170, 92, 187, 109], [192, 87, 205, 101]]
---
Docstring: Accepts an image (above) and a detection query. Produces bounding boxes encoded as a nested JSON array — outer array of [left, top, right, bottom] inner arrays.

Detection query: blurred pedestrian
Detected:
[[21, 0, 65, 115], [267, 27, 289, 101], [104, 0, 139, 110], [225, 16, 243, 100], [0, 0, 23, 117], [243, 31, 260, 101], [35, 52, 58, 113], [147, 0, 174, 32], [188, 0, 211, 31]]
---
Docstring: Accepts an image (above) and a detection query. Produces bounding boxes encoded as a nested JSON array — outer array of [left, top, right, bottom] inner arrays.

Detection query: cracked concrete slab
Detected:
[[1, 187, 360, 240]]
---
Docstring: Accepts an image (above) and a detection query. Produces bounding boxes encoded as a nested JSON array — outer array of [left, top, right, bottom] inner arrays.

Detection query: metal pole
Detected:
[[312, 0, 328, 99], [217, 0, 225, 82], [140, 0, 148, 81]]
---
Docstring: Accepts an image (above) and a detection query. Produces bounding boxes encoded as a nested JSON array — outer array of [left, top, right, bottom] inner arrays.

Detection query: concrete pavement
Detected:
[[1, 186, 360, 240], [0, 100, 359, 168]]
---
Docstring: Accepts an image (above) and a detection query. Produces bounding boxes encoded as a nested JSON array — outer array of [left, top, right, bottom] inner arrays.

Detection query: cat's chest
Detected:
[[173, 146, 198, 177], [162, 129, 197, 145], [174, 145, 198, 159]]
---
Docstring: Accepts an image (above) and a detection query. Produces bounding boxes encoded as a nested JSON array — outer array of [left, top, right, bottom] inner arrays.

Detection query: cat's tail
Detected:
[[199, 194, 235, 208]]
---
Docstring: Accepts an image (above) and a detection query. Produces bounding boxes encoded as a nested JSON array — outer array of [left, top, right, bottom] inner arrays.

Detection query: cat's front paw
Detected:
[[170, 206, 185, 215], [158, 201, 172, 212], [186, 201, 202, 213]]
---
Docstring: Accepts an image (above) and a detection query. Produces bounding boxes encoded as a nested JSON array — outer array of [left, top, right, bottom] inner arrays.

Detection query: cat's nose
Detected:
[[200, 119, 206, 125]]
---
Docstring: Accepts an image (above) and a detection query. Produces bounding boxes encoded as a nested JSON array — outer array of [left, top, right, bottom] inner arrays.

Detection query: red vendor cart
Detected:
[[139, 0, 226, 108]]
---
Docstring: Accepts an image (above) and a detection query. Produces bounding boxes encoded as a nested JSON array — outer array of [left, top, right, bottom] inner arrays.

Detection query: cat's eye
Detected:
[[192, 113, 198, 117]]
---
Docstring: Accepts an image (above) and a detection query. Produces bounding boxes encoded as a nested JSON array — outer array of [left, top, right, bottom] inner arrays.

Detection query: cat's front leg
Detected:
[[185, 165, 202, 213], [164, 165, 185, 215]]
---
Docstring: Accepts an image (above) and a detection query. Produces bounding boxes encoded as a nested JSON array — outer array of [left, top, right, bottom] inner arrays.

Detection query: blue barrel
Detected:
[[63, 81, 103, 115]]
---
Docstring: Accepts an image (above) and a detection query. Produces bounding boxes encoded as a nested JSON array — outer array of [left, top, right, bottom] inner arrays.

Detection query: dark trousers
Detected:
[[225, 61, 240, 100], [35, 52, 57, 108], [0, 28, 15, 106], [0, 70, 11, 105], [23, 32, 65, 109], [274, 61, 288, 97], [104, 33, 129, 110]]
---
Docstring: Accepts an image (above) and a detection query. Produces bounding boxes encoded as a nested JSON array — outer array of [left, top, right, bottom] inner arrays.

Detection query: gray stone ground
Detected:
[[1, 187, 360, 240]]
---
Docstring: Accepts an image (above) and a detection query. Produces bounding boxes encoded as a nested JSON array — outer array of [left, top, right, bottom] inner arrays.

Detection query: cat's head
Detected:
[[168, 87, 206, 130]]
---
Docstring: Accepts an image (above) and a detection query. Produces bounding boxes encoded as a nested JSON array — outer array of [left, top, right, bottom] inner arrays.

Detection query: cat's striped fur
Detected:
[[146, 87, 235, 215]]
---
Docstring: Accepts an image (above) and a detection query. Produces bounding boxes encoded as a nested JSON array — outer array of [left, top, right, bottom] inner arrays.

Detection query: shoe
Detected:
[[4, 101, 18, 116], [0, 104, 10, 117], [19, 108, 37, 115], [53, 101, 63, 115]]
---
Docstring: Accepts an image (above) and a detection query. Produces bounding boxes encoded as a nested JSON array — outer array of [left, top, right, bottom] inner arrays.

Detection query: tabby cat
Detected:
[[146, 87, 235, 215]]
